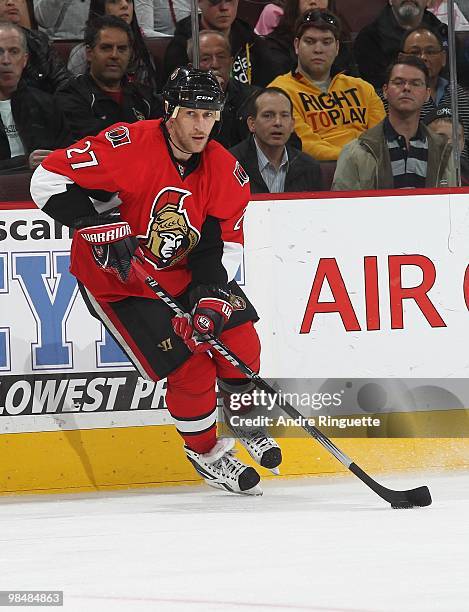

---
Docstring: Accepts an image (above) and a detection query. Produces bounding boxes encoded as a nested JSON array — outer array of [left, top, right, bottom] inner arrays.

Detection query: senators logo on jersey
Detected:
[[105, 126, 131, 148], [233, 161, 249, 187], [143, 187, 200, 269]]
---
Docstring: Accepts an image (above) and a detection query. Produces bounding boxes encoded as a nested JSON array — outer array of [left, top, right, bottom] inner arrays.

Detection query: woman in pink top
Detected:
[[255, 0, 329, 36], [426, 0, 469, 31]]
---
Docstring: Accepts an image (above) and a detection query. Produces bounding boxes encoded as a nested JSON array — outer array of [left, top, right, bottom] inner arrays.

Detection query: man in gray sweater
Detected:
[[34, 0, 89, 40]]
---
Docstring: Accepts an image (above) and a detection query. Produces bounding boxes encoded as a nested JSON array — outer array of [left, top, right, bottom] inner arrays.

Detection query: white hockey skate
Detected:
[[223, 408, 282, 474], [218, 380, 282, 473], [184, 438, 263, 496]]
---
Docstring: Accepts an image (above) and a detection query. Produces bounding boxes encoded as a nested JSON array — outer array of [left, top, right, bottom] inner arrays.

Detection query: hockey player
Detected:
[[30, 67, 281, 496]]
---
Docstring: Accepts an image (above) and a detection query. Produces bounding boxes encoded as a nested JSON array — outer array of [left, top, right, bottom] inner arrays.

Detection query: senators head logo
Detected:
[[143, 187, 199, 269]]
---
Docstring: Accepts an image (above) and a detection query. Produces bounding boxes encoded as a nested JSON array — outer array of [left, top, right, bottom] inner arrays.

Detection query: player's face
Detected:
[[105, 0, 134, 24], [199, 0, 239, 31], [294, 26, 339, 81], [167, 108, 217, 155], [383, 64, 430, 115], [0, 0, 21, 25], [247, 93, 295, 148], [198, 34, 232, 91], [87, 27, 131, 87], [402, 30, 446, 80], [299, 0, 328, 13], [0, 28, 27, 97]]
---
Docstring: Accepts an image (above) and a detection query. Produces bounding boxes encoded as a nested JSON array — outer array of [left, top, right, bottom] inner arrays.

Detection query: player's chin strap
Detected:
[[163, 109, 194, 157], [131, 258, 432, 510], [167, 133, 193, 157]]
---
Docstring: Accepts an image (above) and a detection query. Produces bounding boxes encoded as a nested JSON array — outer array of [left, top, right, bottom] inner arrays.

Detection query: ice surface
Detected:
[[0, 471, 468, 612]]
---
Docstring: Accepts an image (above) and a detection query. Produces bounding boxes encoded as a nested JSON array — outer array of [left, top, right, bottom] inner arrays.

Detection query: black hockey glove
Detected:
[[75, 209, 142, 283], [188, 285, 233, 337]]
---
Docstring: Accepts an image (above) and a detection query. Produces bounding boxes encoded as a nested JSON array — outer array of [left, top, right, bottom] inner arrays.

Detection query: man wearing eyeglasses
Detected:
[[268, 9, 385, 161], [332, 56, 456, 191], [354, 0, 447, 89], [401, 26, 469, 159]]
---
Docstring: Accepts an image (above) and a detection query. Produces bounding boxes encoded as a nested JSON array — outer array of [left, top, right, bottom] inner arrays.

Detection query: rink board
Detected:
[[2, 190, 469, 493], [1, 427, 469, 494]]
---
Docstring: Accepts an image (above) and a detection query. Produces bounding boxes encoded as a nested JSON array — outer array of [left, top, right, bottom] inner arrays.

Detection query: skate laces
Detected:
[[214, 450, 246, 480], [227, 418, 275, 451], [243, 429, 273, 451]]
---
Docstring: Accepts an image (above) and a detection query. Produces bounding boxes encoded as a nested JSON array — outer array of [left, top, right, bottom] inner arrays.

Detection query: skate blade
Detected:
[[206, 481, 263, 496], [243, 483, 263, 496]]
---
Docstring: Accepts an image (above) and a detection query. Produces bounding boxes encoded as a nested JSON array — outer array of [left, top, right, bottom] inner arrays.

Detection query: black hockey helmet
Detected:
[[163, 66, 225, 120]]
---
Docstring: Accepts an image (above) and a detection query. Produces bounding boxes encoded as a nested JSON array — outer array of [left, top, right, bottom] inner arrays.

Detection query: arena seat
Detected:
[[335, 0, 387, 35], [456, 31, 469, 88], [0, 171, 34, 203], [146, 36, 172, 81], [238, 0, 388, 33], [320, 161, 337, 192], [238, 0, 269, 28], [52, 40, 82, 65]]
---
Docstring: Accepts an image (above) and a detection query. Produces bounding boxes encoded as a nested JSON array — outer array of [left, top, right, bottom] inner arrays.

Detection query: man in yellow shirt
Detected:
[[269, 9, 385, 161]]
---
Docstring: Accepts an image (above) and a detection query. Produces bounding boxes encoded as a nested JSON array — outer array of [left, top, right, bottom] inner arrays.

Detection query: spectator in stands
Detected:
[[187, 29, 257, 148], [254, 0, 284, 36], [427, 0, 469, 30], [423, 104, 469, 184], [163, 0, 275, 86], [56, 16, 161, 139], [354, 0, 447, 89], [269, 10, 385, 161], [135, 0, 191, 36], [0, 0, 70, 92], [18, 0, 35, 29], [230, 87, 322, 193], [33, 0, 90, 40], [332, 56, 455, 191], [0, 22, 71, 173], [264, 0, 356, 78], [68, 0, 159, 93], [400, 26, 469, 159]]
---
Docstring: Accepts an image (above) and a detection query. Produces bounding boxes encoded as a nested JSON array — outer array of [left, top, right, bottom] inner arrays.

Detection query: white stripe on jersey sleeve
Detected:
[[172, 408, 217, 434], [222, 241, 243, 282], [30, 165, 122, 214], [30, 165, 74, 209]]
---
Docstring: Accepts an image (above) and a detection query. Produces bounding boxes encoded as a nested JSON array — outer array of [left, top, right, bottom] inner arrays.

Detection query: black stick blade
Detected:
[[349, 463, 432, 509], [391, 486, 432, 509]]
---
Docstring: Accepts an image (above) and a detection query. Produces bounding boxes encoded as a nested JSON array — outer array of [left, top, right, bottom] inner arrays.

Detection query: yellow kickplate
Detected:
[[1, 413, 469, 494]]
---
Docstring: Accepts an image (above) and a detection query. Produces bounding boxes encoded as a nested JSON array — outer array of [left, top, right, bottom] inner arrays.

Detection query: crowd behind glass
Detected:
[[1, 0, 468, 192]]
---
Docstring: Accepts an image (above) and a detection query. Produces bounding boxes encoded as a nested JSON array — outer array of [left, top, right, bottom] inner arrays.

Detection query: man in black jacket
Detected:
[[0, 0, 70, 93], [230, 87, 322, 194], [0, 22, 71, 173], [163, 0, 275, 86], [55, 16, 162, 140], [188, 30, 258, 148], [354, 0, 447, 89]]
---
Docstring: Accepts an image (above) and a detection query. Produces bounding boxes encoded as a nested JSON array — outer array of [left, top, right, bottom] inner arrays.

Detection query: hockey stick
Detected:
[[132, 262, 431, 509]]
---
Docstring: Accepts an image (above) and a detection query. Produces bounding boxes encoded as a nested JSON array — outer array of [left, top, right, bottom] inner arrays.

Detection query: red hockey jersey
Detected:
[[30, 119, 250, 301]]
